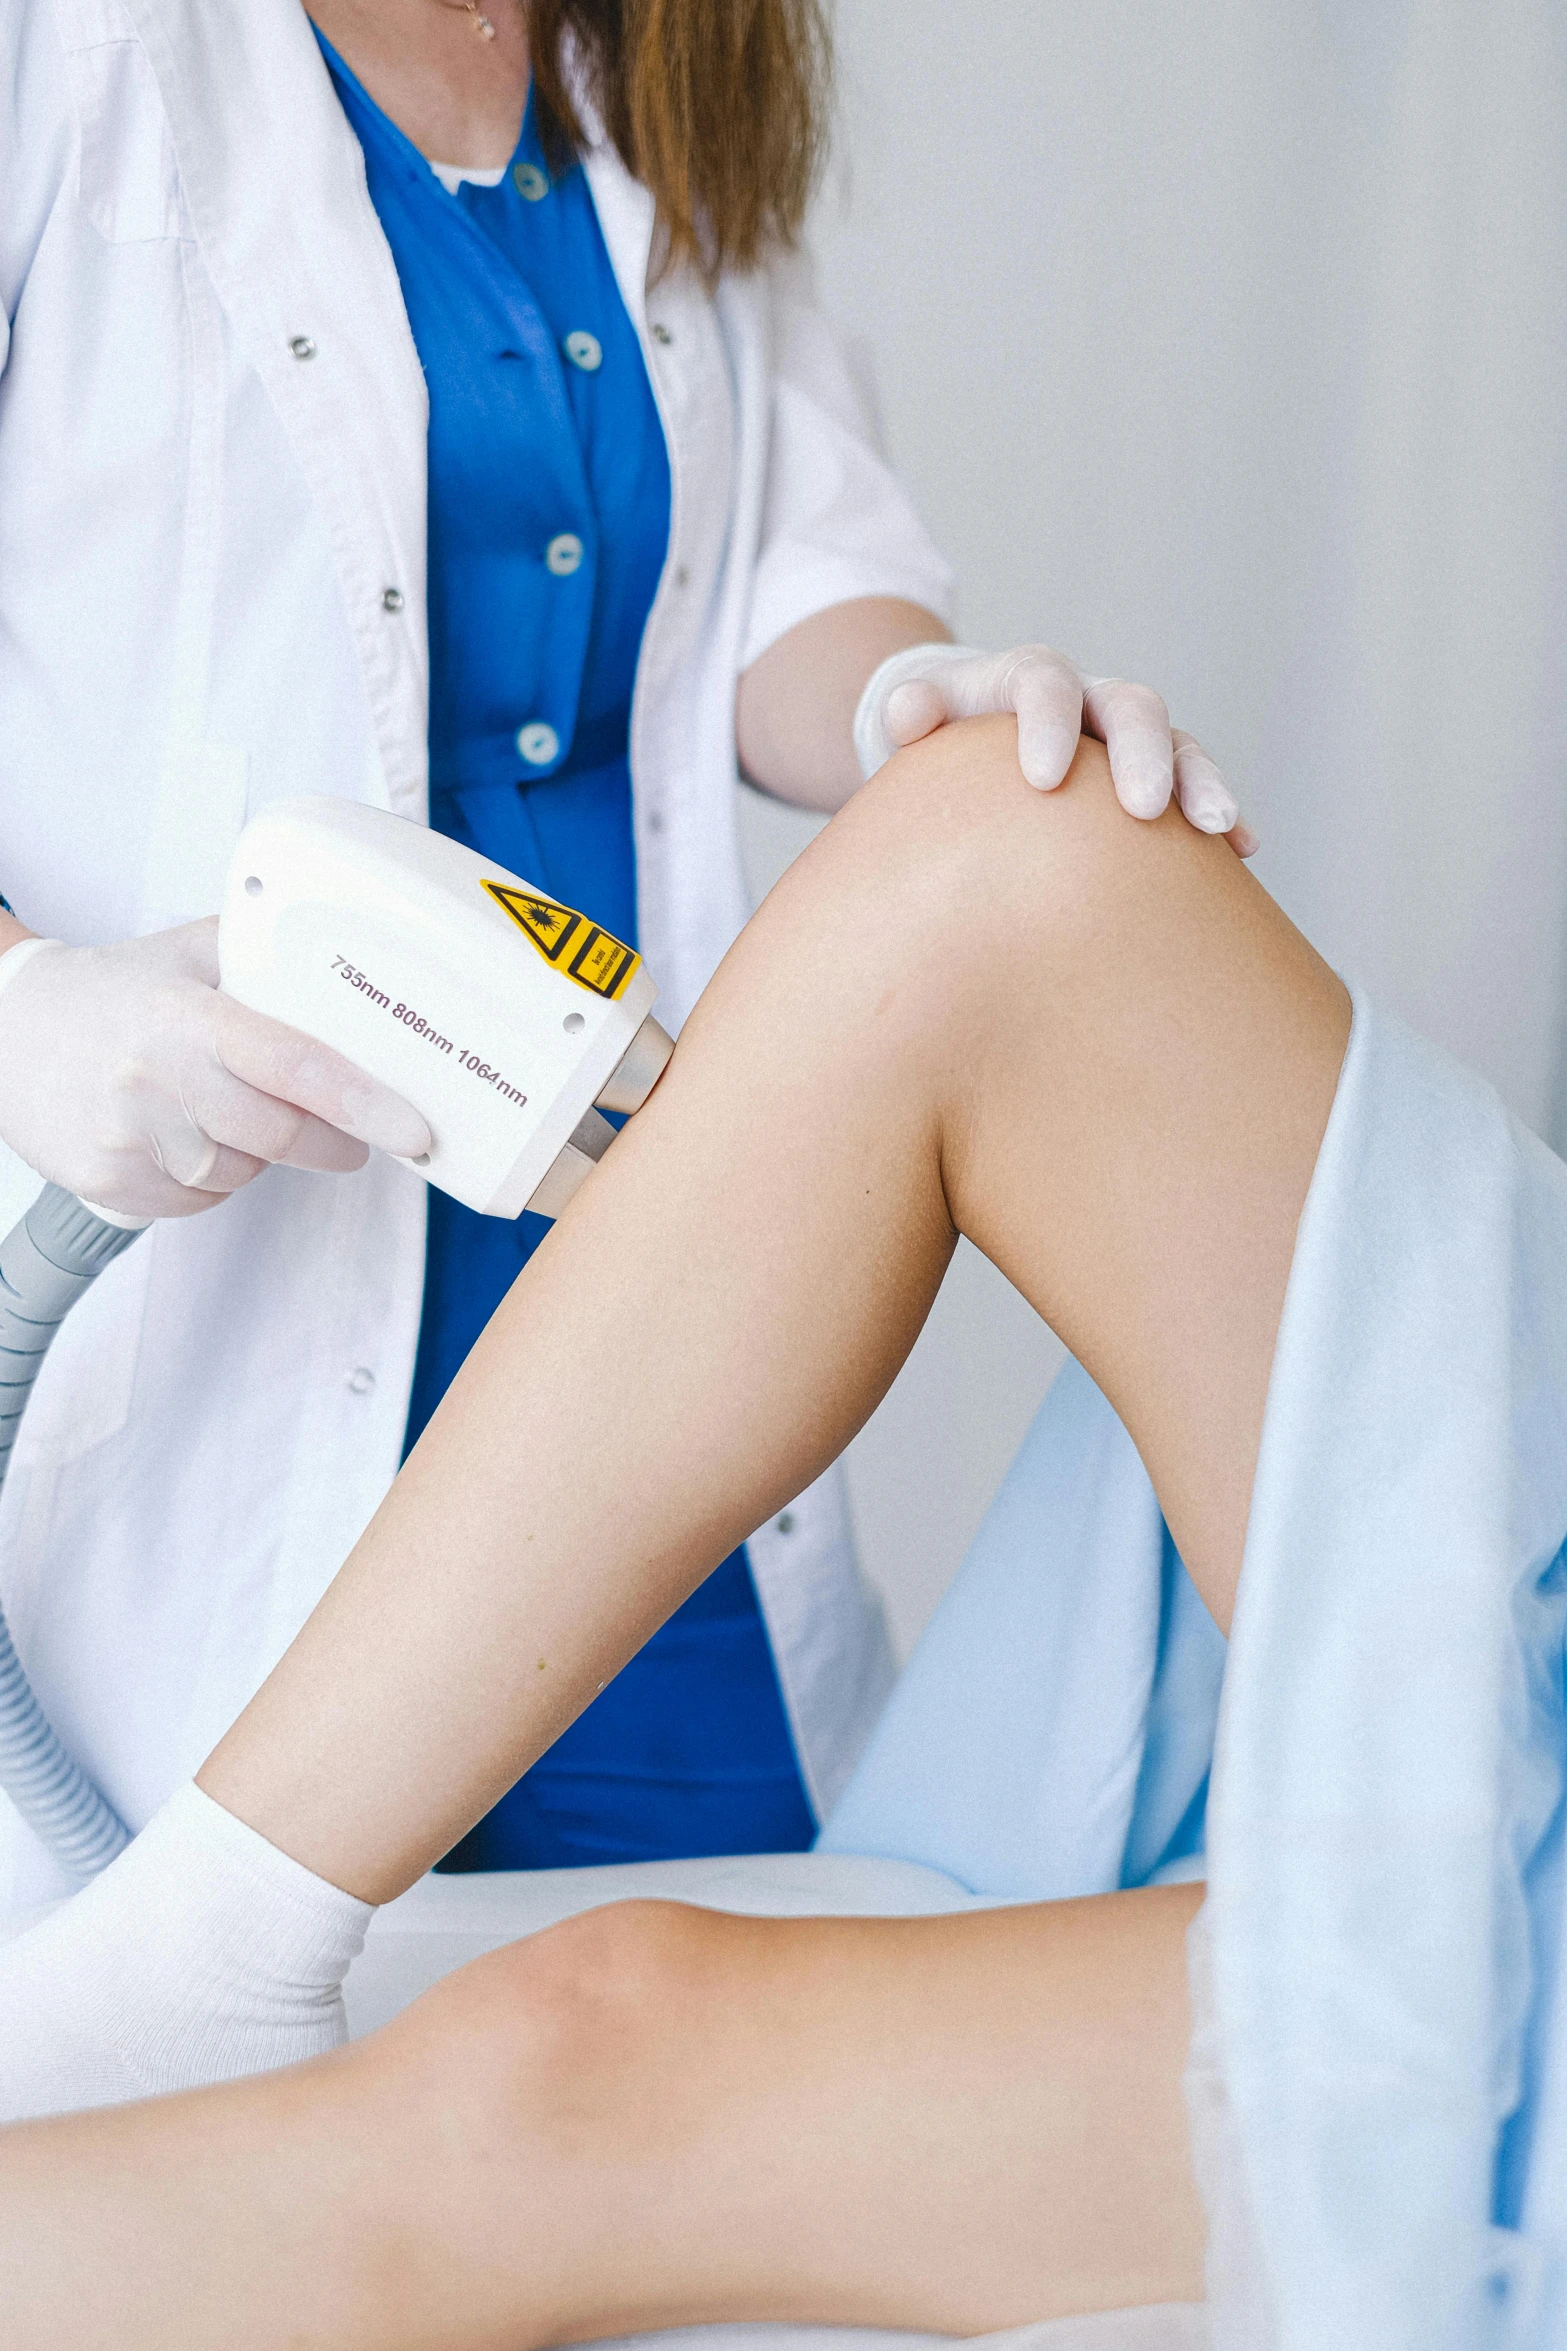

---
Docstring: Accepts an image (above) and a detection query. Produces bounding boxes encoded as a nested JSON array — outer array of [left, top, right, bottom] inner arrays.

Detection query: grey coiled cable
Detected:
[[0, 1185, 141, 1879]]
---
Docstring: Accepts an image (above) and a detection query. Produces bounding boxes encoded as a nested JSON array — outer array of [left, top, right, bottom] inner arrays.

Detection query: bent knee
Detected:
[[381, 1899, 728, 2153], [799, 720, 1227, 1055], [492, 1897, 721, 2050], [873, 715, 1201, 898], [823, 718, 1222, 992]]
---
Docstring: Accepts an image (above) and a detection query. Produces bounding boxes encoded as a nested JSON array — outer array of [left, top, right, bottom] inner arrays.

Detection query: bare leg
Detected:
[[204, 719, 1347, 1897], [0, 1884, 1204, 2350], [0, 720, 1349, 2344]]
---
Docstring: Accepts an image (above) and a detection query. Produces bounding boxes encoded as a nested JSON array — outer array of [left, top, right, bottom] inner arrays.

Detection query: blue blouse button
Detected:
[[513, 161, 549, 201], [564, 330, 603, 372], [545, 532, 585, 576], [516, 721, 560, 766]]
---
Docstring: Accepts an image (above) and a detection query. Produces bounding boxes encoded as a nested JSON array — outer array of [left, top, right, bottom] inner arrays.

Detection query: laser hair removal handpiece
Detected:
[[0, 797, 673, 1879]]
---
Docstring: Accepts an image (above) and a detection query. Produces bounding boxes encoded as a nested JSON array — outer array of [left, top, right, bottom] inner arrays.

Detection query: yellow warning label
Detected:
[[482, 881, 641, 1002]]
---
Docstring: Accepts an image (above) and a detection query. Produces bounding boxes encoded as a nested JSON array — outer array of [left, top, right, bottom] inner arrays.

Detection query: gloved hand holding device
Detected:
[[854, 641, 1258, 853], [0, 913, 431, 1223], [0, 800, 671, 1909]]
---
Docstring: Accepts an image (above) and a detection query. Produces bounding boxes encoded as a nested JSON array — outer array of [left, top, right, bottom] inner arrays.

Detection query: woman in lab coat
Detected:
[[0, 0, 1239, 1910]]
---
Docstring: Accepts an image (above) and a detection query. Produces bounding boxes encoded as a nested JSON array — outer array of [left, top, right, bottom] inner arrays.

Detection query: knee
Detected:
[[381, 1899, 721, 2159], [490, 1896, 716, 2067], [828, 717, 1202, 989], [332, 1904, 731, 2330], [796, 720, 1207, 1065]]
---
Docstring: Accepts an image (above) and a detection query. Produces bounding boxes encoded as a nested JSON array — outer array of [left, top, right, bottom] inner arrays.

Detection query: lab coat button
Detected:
[[564, 330, 603, 372], [651, 323, 674, 347], [348, 1367, 375, 1396], [517, 722, 560, 766], [381, 587, 405, 612], [776, 1512, 795, 1535], [513, 162, 549, 201], [545, 533, 584, 577], [289, 335, 317, 361]]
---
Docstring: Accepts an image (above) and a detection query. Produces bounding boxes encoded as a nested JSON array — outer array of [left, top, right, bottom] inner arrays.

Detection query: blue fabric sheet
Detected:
[[823, 994, 1567, 2345], [321, 41, 814, 1868]]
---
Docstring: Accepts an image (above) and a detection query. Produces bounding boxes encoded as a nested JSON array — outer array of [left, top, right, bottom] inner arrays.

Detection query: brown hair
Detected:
[[529, 0, 832, 279]]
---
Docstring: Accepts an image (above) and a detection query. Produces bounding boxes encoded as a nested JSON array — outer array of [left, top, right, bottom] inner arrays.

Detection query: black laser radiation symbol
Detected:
[[482, 880, 640, 1001]]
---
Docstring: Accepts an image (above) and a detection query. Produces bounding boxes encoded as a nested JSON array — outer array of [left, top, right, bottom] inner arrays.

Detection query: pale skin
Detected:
[[0, 721, 1348, 2345]]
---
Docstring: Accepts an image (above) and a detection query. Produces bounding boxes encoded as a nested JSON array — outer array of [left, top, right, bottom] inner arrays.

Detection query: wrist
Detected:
[[852, 642, 983, 782], [0, 933, 60, 1015]]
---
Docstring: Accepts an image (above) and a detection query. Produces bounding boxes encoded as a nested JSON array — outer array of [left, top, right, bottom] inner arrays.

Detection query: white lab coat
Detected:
[[0, 0, 956, 1912]]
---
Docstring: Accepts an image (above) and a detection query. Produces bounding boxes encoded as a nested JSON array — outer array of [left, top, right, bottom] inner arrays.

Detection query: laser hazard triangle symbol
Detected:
[[482, 880, 641, 1001]]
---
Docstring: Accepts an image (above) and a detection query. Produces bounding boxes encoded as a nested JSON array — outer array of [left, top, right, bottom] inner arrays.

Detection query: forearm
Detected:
[[201, 719, 1346, 1904], [735, 593, 949, 811]]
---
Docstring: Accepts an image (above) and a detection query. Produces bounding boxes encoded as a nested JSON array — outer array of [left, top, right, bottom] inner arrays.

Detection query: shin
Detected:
[[206, 720, 1346, 1898]]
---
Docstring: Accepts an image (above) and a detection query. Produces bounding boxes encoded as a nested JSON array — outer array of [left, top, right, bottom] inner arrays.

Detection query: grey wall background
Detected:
[[742, 0, 1567, 1660]]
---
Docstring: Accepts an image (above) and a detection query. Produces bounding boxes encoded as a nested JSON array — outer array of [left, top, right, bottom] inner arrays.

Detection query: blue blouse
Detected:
[[320, 41, 814, 1869]]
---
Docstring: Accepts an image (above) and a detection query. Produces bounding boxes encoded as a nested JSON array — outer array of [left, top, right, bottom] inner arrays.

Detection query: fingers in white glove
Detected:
[[1077, 678, 1176, 819], [212, 995, 430, 1163], [881, 675, 955, 751], [76, 1147, 233, 1225], [875, 645, 1087, 793], [180, 914, 223, 987], [856, 640, 1256, 852], [854, 642, 988, 778], [146, 1112, 258, 1198], [1006, 653, 1086, 790], [0, 917, 431, 1221], [162, 1054, 366, 1190], [1170, 728, 1247, 845]]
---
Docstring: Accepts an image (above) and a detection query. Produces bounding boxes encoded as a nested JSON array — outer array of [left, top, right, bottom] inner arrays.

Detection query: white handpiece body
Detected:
[[219, 798, 668, 1218]]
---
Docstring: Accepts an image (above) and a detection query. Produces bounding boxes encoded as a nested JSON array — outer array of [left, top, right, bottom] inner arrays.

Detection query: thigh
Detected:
[[890, 726, 1351, 1625]]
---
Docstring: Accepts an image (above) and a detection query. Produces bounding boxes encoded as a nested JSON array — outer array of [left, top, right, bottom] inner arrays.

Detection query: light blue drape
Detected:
[[824, 994, 1567, 2345]]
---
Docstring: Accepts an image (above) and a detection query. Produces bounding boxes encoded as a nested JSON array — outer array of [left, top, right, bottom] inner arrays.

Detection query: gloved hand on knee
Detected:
[[853, 642, 1257, 853], [0, 916, 431, 1222]]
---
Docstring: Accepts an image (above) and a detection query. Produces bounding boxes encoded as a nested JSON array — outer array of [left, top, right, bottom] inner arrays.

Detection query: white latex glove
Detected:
[[854, 642, 1258, 853], [0, 917, 431, 1221]]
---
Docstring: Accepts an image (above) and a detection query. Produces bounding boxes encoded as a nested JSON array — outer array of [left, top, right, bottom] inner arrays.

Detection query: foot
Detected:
[[0, 1783, 372, 2121]]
